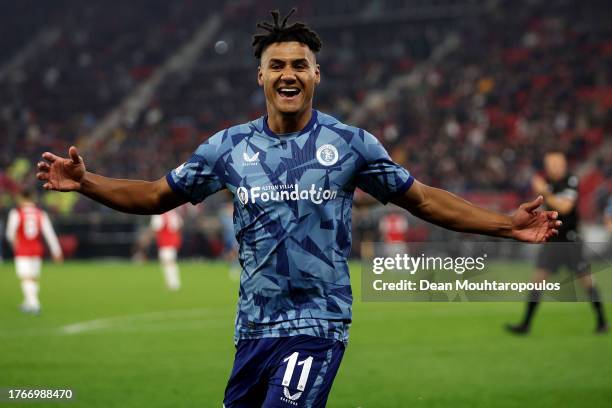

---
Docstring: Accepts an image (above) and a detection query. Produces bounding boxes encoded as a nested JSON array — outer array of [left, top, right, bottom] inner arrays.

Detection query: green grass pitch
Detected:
[[1, 260, 610, 407]]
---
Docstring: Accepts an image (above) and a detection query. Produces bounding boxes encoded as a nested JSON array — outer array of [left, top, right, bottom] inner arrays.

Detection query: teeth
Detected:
[[279, 88, 299, 92]]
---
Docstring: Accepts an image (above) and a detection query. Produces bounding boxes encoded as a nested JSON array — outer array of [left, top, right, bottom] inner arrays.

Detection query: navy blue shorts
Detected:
[[223, 335, 345, 408]]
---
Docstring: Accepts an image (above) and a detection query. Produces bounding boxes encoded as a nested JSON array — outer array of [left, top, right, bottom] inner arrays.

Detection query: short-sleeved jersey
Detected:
[[545, 174, 579, 241], [6, 204, 61, 259], [13, 206, 45, 257], [380, 213, 409, 243], [152, 211, 182, 249], [166, 110, 414, 344]]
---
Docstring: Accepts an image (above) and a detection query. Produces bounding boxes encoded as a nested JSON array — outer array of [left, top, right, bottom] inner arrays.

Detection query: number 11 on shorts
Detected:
[[282, 352, 314, 391]]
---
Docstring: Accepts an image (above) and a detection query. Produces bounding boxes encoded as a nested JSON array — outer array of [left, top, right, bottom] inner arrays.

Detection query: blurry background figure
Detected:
[[0, 218, 4, 263], [605, 196, 612, 233], [379, 210, 409, 257], [220, 200, 240, 281], [151, 209, 183, 291], [507, 152, 608, 334], [5, 189, 63, 314]]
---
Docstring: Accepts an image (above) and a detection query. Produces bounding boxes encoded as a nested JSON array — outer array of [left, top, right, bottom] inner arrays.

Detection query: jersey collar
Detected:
[[262, 109, 318, 139]]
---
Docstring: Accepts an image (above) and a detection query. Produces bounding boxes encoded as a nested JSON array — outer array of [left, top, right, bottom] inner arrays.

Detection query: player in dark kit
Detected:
[[507, 151, 608, 335], [37, 9, 562, 408]]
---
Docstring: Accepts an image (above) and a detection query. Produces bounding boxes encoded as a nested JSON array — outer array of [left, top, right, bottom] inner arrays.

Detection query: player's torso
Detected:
[[548, 175, 579, 241], [16, 206, 44, 257], [381, 214, 408, 243], [220, 115, 360, 329], [157, 212, 181, 248], [225, 119, 359, 267]]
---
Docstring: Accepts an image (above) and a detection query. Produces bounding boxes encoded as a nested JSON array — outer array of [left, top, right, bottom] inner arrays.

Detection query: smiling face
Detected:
[[258, 41, 320, 118]]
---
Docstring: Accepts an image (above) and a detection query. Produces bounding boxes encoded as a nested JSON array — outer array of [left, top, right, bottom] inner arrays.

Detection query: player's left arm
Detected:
[[391, 180, 561, 242], [41, 212, 63, 262]]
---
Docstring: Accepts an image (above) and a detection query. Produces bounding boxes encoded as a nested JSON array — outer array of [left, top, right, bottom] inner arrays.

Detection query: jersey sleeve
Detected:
[[165, 131, 228, 205], [353, 131, 414, 204]]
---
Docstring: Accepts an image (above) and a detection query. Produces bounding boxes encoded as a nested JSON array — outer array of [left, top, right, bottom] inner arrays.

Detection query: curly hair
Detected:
[[252, 8, 322, 59]]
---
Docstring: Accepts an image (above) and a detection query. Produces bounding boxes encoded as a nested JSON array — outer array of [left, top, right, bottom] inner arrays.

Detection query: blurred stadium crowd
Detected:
[[1, 0, 611, 258]]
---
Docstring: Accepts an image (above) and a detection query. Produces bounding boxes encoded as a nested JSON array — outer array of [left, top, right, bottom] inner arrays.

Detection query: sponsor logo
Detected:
[[236, 184, 337, 206], [316, 144, 339, 166], [243, 151, 260, 165], [281, 387, 302, 405]]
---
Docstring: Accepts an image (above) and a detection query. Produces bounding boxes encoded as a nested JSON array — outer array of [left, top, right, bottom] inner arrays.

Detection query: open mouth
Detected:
[[277, 87, 301, 99]]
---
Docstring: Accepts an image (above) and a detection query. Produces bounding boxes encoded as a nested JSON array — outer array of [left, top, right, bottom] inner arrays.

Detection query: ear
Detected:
[[257, 66, 263, 87], [314, 63, 321, 86]]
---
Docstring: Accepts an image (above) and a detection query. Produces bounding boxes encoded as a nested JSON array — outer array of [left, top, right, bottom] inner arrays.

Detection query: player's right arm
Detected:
[[37, 146, 187, 215], [5, 209, 19, 247]]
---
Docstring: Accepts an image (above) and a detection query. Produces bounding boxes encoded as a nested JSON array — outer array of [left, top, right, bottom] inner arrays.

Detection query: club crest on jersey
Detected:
[[316, 144, 339, 166], [243, 151, 260, 165], [236, 187, 249, 206]]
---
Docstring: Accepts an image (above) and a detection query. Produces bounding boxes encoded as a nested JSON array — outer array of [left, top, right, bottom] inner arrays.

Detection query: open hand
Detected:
[[37, 146, 86, 192], [511, 196, 561, 242]]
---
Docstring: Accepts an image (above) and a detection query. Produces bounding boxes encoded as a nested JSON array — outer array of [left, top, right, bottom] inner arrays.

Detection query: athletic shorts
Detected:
[[223, 335, 345, 408], [158, 247, 177, 263], [536, 241, 589, 275], [15, 256, 42, 279]]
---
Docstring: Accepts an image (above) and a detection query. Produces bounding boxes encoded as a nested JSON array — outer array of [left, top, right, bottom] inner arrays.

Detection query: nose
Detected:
[[280, 67, 297, 83]]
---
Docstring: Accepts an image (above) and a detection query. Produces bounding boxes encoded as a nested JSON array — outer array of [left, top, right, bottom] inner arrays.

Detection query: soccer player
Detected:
[[36, 10, 561, 407], [507, 151, 608, 335], [5, 190, 63, 314], [379, 210, 409, 257], [151, 209, 183, 290]]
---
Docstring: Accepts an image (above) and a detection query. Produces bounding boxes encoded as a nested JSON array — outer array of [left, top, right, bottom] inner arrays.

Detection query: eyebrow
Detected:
[[268, 58, 310, 65]]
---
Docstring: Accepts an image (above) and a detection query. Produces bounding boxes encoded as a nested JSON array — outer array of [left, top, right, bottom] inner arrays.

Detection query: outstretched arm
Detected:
[[391, 180, 561, 242], [37, 146, 186, 215]]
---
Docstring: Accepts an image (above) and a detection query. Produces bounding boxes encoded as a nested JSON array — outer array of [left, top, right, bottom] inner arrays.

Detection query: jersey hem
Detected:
[[165, 172, 193, 204]]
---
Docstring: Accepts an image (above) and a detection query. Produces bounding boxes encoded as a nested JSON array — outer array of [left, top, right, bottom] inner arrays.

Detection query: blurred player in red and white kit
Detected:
[[5, 190, 63, 314], [151, 209, 183, 291], [379, 210, 409, 256]]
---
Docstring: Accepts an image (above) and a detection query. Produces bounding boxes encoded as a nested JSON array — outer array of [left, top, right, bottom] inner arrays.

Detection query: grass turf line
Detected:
[[0, 261, 610, 407]]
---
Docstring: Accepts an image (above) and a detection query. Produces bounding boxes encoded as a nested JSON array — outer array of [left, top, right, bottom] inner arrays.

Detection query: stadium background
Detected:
[[1, 0, 611, 406]]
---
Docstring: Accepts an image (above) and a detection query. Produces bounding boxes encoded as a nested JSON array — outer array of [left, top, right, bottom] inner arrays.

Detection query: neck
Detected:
[[266, 107, 312, 135]]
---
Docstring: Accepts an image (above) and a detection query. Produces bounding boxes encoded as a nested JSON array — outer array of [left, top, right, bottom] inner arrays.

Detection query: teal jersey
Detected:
[[167, 110, 413, 344]]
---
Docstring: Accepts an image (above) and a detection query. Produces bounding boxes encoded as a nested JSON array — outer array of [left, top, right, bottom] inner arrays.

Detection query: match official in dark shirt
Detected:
[[507, 151, 608, 334]]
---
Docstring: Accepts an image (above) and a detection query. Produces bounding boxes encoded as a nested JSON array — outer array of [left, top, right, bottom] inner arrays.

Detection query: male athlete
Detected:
[[507, 151, 608, 334], [37, 10, 561, 407], [5, 190, 63, 314], [151, 209, 183, 290]]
